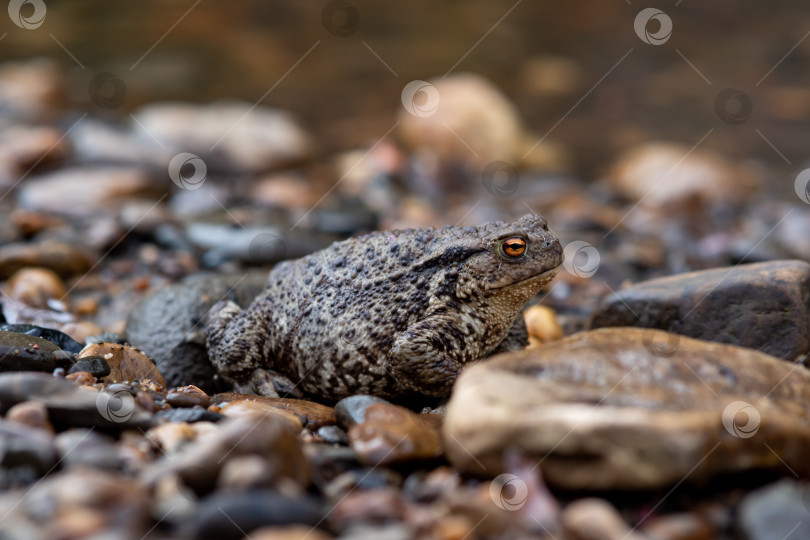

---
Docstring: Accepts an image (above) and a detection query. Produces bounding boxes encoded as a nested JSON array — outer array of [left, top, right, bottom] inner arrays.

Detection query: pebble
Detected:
[[132, 101, 313, 173], [605, 142, 756, 211], [181, 490, 323, 540], [0, 324, 83, 353], [323, 468, 404, 500], [78, 342, 166, 387], [640, 511, 717, 540], [0, 58, 64, 120], [16, 166, 163, 216], [167, 384, 210, 408], [65, 370, 95, 387], [0, 419, 57, 480], [737, 480, 810, 540], [0, 331, 73, 372], [4, 267, 67, 308], [443, 327, 810, 489], [68, 356, 111, 378], [334, 394, 390, 429], [317, 425, 349, 445], [590, 260, 810, 360], [58, 321, 104, 345], [146, 422, 199, 454], [212, 392, 336, 429], [562, 498, 645, 540], [348, 402, 443, 466], [328, 488, 408, 531], [214, 400, 303, 432], [124, 272, 267, 391], [523, 304, 563, 346], [218, 454, 284, 492], [249, 525, 333, 540], [5, 401, 53, 432], [54, 429, 123, 471], [154, 407, 224, 424], [0, 240, 95, 280]]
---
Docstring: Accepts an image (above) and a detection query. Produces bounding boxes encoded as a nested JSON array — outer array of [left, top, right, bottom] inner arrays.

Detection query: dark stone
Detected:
[[0, 419, 57, 481], [0, 324, 84, 353], [68, 356, 111, 378], [590, 260, 810, 360], [738, 480, 810, 540], [0, 331, 74, 372], [55, 429, 122, 471], [334, 394, 389, 430], [124, 273, 267, 392], [154, 407, 224, 423], [317, 424, 348, 445], [182, 490, 324, 540]]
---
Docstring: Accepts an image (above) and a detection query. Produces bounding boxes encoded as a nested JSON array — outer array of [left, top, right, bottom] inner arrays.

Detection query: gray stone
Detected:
[[738, 480, 810, 540], [0, 331, 73, 373], [590, 260, 810, 360]]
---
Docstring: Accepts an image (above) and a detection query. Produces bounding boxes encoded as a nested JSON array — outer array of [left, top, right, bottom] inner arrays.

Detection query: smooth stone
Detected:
[[737, 480, 810, 540], [166, 385, 210, 408], [0, 324, 83, 353], [154, 408, 224, 424], [443, 327, 810, 490], [562, 498, 645, 540], [5, 401, 53, 432], [16, 166, 163, 216], [303, 444, 362, 492], [68, 356, 111, 378], [181, 490, 323, 540], [590, 260, 810, 360], [124, 272, 267, 391], [212, 400, 303, 432], [78, 343, 165, 388], [4, 267, 67, 308], [334, 394, 390, 429], [0, 331, 73, 372], [142, 414, 308, 498], [322, 469, 403, 500], [0, 372, 153, 431], [348, 403, 443, 466], [0, 419, 57, 478], [212, 392, 336, 429], [0, 240, 95, 280], [54, 429, 122, 471], [317, 425, 348, 445]]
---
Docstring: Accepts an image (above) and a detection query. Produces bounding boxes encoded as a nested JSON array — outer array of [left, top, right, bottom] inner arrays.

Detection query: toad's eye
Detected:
[[500, 237, 526, 258]]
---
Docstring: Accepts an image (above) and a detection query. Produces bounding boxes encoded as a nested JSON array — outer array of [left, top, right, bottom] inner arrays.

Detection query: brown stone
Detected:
[[211, 392, 336, 429], [349, 402, 443, 466], [443, 327, 810, 490], [0, 240, 95, 280], [590, 260, 810, 360], [78, 343, 166, 388], [563, 498, 645, 540]]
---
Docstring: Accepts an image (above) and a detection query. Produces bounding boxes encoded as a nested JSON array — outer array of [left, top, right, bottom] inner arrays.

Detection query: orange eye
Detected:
[[501, 237, 526, 258]]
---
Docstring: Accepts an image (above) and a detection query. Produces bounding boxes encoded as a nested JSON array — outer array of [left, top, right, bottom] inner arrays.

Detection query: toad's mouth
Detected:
[[489, 263, 563, 290]]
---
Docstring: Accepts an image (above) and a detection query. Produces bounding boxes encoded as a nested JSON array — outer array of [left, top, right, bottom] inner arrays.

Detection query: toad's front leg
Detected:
[[387, 314, 482, 398]]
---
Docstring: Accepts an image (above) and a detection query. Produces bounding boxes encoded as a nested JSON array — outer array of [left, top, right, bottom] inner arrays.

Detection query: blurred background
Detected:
[[1, 0, 809, 334]]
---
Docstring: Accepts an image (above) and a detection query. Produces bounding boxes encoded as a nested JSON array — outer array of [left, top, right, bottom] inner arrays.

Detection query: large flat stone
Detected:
[[590, 260, 810, 360], [443, 327, 810, 490]]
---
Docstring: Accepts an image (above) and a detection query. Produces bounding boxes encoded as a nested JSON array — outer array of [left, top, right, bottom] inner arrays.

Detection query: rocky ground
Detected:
[[1, 55, 810, 540]]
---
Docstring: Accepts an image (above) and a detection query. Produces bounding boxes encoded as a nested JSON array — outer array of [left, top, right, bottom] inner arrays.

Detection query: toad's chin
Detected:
[[489, 263, 562, 290]]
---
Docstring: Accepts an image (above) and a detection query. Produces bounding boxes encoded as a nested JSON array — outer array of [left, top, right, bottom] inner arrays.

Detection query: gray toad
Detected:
[[205, 214, 563, 402]]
